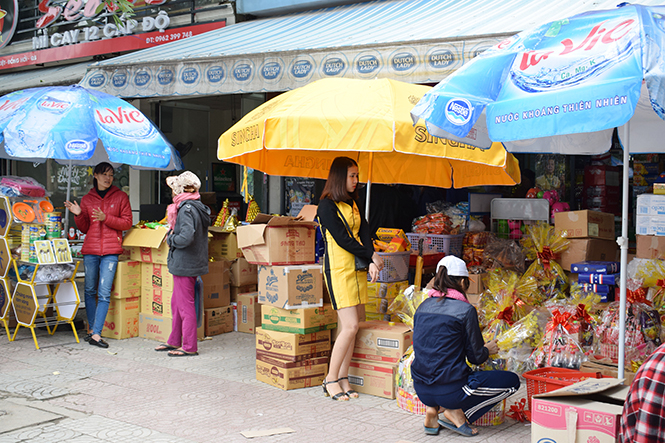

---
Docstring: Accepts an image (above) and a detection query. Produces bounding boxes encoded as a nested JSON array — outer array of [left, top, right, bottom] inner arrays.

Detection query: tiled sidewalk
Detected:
[[0, 327, 532, 443]]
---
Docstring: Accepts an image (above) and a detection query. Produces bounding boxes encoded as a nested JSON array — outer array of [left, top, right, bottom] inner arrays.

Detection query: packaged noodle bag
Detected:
[[521, 223, 569, 300]]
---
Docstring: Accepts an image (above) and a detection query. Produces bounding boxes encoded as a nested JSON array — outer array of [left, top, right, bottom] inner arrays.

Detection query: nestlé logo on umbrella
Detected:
[[445, 98, 473, 126]]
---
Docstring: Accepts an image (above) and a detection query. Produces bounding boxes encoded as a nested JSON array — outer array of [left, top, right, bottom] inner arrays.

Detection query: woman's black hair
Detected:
[[320, 156, 359, 202], [92, 162, 114, 190], [432, 266, 470, 300]]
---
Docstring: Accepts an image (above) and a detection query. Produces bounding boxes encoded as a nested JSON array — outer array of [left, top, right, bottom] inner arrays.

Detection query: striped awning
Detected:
[[80, 0, 665, 98]]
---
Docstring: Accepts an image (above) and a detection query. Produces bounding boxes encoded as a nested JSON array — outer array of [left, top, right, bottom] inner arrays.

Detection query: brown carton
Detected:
[[255, 354, 327, 390], [139, 312, 204, 342], [554, 210, 615, 240], [102, 296, 139, 339], [201, 259, 231, 308], [559, 238, 618, 271], [255, 327, 331, 361], [353, 320, 412, 364], [636, 234, 665, 259], [230, 257, 258, 287], [348, 358, 398, 399], [236, 213, 317, 265], [257, 264, 323, 309], [204, 306, 233, 336], [467, 272, 485, 295], [208, 228, 243, 261], [261, 304, 337, 334], [237, 291, 261, 334], [123, 227, 170, 264], [110, 261, 141, 299], [231, 284, 258, 303]]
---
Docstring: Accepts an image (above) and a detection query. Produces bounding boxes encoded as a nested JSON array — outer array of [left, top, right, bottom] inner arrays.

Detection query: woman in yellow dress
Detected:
[[317, 157, 383, 401]]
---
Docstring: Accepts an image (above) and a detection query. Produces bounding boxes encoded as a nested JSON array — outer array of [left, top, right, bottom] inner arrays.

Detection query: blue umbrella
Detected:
[[0, 84, 183, 228], [412, 3, 665, 378]]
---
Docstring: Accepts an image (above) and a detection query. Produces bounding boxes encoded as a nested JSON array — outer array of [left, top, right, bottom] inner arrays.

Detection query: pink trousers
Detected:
[[167, 275, 197, 353]]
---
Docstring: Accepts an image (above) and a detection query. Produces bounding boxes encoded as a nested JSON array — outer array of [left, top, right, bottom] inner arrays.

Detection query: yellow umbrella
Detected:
[[218, 78, 520, 189]]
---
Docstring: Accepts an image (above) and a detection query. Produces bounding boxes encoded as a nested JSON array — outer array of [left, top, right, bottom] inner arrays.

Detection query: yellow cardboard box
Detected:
[[257, 264, 323, 309], [102, 296, 139, 339], [141, 287, 173, 318], [139, 312, 204, 342], [141, 262, 174, 293], [110, 261, 141, 299], [123, 227, 170, 264], [261, 304, 337, 334], [348, 358, 398, 399], [204, 305, 234, 336], [237, 292, 261, 334], [375, 228, 411, 250], [255, 327, 330, 361], [236, 214, 317, 265], [367, 281, 408, 300], [208, 228, 243, 261], [353, 320, 412, 364], [255, 354, 328, 390]]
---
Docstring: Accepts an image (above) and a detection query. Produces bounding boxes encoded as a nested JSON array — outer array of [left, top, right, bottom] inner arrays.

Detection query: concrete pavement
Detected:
[[0, 325, 532, 443]]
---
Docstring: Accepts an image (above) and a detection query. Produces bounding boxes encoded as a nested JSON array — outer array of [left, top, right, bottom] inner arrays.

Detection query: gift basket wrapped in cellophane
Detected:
[[520, 223, 569, 300]]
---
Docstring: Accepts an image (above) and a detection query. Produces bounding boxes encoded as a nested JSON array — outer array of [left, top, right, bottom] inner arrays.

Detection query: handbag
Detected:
[[335, 205, 370, 271]]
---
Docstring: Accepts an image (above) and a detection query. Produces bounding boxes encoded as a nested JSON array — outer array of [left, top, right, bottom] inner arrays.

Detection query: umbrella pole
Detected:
[[64, 161, 73, 234], [365, 153, 374, 221], [618, 124, 630, 381]]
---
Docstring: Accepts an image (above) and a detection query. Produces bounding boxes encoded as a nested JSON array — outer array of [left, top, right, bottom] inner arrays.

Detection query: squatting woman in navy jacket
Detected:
[[65, 162, 133, 349], [412, 256, 520, 437]]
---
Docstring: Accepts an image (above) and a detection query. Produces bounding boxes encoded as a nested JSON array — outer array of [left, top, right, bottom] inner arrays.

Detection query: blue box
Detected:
[[577, 273, 619, 285], [570, 261, 620, 274]]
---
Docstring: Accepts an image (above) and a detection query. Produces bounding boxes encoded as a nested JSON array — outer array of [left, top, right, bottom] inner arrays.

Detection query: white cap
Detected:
[[436, 255, 469, 277]]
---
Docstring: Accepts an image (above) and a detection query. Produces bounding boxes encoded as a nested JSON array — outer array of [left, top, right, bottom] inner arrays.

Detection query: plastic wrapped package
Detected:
[[482, 237, 527, 274], [635, 259, 665, 313], [495, 308, 551, 374], [388, 285, 429, 328], [0, 176, 48, 197], [521, 224, 569, 300], [477, 268, 532, 337]]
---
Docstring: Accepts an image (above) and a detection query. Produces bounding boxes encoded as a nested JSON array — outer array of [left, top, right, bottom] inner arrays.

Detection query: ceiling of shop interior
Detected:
[[153, 93, 266, 112]]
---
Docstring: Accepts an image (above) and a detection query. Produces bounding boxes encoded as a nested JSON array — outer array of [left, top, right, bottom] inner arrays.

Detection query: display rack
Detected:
[[490, 198, 550, 230]]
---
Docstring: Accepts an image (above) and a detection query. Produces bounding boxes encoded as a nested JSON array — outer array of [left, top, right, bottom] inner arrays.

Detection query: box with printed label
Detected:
[[261, 304, 337, 334], [560, 239, 618, 271], [141, 287, 173, 318], [255, 354, 328, 390], [257, 264, 323, 309], [110, 261, 141, 299], [554, 210, 615, 240], [375, 228, 411, 249], [141, 262, 174, 293], [204, 306, 233, 336], [353, 321, 412, 364], [348, 358, 398, 399], [636, 193, 665, 216], [636, 235, 665, 259], [366, 281, 409, 300], [201, 259, 231, 308], [237, 292, 261, 334], [123, 227, 170, 264], [236, 214, 317, 265], [255, 327, 330, 360], [208, 228, 243, 261], [139, 312, 204, 342], [531, 378, 628, 443], [230, 258, 258, 287], [102, 296, 139, 339], [231, 284, 258, 303], [636, 214, 665, 236]]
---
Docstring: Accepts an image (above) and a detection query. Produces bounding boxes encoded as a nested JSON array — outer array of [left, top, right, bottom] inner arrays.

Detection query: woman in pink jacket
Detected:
[[65, 162, 133, 348]]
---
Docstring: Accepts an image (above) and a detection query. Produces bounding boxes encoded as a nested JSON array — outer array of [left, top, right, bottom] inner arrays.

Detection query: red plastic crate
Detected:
[[409, 252, 445, 268], [523, 367, 605, 412]]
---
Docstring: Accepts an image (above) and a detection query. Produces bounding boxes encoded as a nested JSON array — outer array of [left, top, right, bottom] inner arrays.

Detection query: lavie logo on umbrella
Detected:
[[95, 107, 145, 124]]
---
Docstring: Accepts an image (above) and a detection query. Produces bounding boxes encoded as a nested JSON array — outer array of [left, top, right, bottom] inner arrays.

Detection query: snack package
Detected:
[[482, 237, 527, 274]]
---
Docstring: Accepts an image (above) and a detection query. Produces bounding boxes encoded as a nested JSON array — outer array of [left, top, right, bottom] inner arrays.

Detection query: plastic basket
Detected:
[[408, 252, 445, 268], [396, 387, 427, 415], [523, 367, 604, 410], [406, 233, 464, 258], [474, 399, 506, 427], [370, 252, 410, 282]]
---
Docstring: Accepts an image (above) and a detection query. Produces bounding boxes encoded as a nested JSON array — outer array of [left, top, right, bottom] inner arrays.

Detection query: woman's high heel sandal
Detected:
[[322, 379, 349, 401], [337, 376, 359, 398]]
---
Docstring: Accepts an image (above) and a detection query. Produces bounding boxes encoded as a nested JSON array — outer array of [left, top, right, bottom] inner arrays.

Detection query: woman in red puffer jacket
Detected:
[[65, 162, 132, 348]]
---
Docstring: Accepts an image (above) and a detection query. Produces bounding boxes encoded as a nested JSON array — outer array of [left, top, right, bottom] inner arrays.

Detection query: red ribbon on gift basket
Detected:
[[537, 246, 555, 271], [496, 306, 515, 326], [507, 398, 528, 422], [626, 287, 649, 305], [574, 303, 592, 324]]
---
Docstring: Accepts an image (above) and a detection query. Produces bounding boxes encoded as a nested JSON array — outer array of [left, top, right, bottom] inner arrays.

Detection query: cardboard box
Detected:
[[636, 193, 665, 215], [560, 238, 618, 272], [531, 378, 628, 443], [348, 358, 398, 399], [204, 306, 234, 336], [636, 214, 665, 236], [261, 304, 337, 334], [201, 259, 231, 308], [237, 292, 262, 334], [367, 281, 408, 300], [655, 182, 665, 195], [353, 320, 412, 364], [141, 262, 174, 293], [231, 284, 258, 303], [230, 258, 258, 287], [580, 358, 636, 385], [364, 312, 399, 322], [636, 234, 665, 259], [467, 272, 485, 295], [255, 354, 328, 390], [375, 228, 411, 249], [236, 213, 317, 265], [257, 264, 323, 309], [139, 312, 204, 342], [110, 261, 141, 299], [123, 227, 170, 264], [141, 287, 173, 318], [255, 327, 331, 361], [208, 228, 243, 261], [102, 296, 139, 339], [555, 210, 615, 240]]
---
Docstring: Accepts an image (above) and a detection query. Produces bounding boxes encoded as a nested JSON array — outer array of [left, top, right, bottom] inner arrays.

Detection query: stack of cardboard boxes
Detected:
[[101, 260, 141, 339], [237, 214, 338, 390], [584, 165, 621, 215], [555, 210, 618, 272]]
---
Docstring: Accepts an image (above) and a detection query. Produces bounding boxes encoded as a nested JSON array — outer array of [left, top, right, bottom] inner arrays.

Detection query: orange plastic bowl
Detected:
[[39, 200, 54, 213]]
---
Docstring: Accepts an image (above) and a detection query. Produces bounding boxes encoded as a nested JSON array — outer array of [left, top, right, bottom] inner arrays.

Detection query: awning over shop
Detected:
[[80, 0, 665, 98], [1, 63, 90, 95]]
